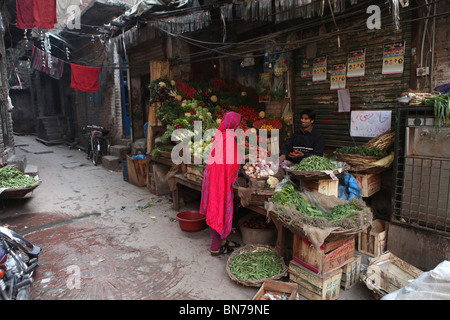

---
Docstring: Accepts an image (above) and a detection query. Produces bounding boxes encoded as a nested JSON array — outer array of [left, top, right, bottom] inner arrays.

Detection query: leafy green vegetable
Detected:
[[334, 146, 387, 158], [425, 93, 450, 132], [0, 166, 37, 188], [291, 155, 338, 171]]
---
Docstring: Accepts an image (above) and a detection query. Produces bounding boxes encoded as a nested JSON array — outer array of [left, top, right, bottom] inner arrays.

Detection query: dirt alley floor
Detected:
[[0, 135, 375, 301]]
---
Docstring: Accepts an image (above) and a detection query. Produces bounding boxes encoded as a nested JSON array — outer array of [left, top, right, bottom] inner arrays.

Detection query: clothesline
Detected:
[[30, 45, 100, 93]]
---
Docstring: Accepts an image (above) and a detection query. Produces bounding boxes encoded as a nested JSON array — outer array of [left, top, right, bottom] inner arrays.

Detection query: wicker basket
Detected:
[[226, 244, 288, 287], [0, 180, 41, 199], [336, 153, 378, 166], [286, 164, 350, 181]]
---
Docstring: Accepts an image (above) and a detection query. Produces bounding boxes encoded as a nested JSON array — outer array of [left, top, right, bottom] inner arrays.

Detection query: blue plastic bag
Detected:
[[338, 173, 361, 201]]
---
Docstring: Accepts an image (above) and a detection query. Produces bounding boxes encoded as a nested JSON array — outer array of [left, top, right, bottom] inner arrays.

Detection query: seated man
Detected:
[[279, 108, 325, 164]]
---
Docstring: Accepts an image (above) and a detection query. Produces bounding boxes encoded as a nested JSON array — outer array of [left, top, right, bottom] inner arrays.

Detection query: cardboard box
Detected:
[[289, 260, 342, 300], [358, 219, 388, 257], [293, 234, 355, 275], [353, 173, 381, 197], [300, 179, 339, 197], [341, 254, 362, 290], [253, 280, 299, 300]]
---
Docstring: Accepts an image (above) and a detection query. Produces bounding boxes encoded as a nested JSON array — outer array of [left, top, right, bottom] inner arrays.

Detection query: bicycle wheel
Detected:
[[92, 138, 102, 166]]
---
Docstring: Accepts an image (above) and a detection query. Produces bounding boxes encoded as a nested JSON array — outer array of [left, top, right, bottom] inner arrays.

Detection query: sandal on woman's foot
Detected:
[[210, 245, 234, 256], [223, 239, 241, 248]]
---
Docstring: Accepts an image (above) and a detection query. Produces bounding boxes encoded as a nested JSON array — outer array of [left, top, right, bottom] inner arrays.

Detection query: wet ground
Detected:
[[0, 135, 375, 301]]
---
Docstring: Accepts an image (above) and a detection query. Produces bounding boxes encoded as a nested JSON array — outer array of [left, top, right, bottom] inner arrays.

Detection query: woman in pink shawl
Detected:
[[200, 112, 242, 255]]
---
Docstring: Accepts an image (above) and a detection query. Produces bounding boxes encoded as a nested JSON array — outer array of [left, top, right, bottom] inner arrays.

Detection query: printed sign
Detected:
[[330, 63, 346, 90], [347, 48, 366, 77], [382, 41, 405, 74], [313, 56, 327, 82]]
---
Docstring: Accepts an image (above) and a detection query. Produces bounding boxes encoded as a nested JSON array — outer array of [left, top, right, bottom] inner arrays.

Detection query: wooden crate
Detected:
[[126, 156, 147, 187], [289, 260, 342, 300], [358, 219, 388, 257], [186, 172, 203, 184], [300, 178, 339, 197], [293, 234, 355, 275], [362, 252, 423, 297], [186, 164, 205, 177], [341, 254, 362, 290], [252, 280, 299, 300], [353, 173, 381, 197]]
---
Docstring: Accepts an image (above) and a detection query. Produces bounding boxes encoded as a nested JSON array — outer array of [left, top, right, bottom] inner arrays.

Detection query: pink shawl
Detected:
[[200, 112, 242, 239]]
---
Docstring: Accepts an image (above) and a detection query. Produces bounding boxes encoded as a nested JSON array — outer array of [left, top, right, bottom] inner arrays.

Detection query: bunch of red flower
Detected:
[[176, 81, 196, 99], [211, 78, 227, 91]]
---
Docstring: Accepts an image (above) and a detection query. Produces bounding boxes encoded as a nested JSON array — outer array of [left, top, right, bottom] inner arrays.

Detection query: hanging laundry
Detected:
[[46, 56, 64, 80], [30, 46, 47, 72], [16, 0, 57, 29], [30, 46, 65, 79], [70, 64, 101, 93], [16, 0, 34, 29], [33, 0, 58, 29]]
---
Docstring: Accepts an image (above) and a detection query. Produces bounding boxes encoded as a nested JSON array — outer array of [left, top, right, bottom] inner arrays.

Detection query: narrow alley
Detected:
[[1, 135, 374, 300]]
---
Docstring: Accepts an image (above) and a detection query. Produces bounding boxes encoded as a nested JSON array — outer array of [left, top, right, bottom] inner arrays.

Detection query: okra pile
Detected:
[[0, 166, 37, 188], [229, 250, 284, 281]]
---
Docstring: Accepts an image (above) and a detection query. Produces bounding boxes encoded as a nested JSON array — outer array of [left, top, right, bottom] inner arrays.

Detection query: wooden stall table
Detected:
[[172, 173, 202, 210]]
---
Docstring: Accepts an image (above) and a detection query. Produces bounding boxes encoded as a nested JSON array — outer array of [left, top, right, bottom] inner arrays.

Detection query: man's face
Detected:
[[300, 114, 314, 130]]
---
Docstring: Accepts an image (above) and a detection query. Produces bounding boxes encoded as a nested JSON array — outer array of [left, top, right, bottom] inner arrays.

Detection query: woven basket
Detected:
[[336, 153, 378, 166], [287, 164, 350, 181], [0, 180, 41, 199], [226, 244, 288, 287], [365, 130, 395, 151]]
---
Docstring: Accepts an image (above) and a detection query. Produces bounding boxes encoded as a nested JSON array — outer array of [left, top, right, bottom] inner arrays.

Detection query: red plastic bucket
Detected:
[[176, 210, 206, 232]]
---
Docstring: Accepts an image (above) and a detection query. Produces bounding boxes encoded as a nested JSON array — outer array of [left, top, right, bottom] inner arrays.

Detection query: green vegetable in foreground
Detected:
[[0, 166, 37, 188], [229, 250, 284, 281], [290, 155, 337, 171]]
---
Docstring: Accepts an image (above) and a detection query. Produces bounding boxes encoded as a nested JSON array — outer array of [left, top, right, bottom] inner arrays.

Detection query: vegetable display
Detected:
[[228, 250, 284, 281], [272, 185, 365, 227], [243, 160, 276, 179], [0, 166, 37, 189], [334, 146, 387, 158], [290, 155, 338, 171], [425, 93, 450, 131]]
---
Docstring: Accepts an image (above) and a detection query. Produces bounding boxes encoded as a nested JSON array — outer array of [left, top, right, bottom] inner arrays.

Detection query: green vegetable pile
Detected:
[[271, 185, 365, 228], [425, 94, 450, 132], [229, 250, 284, 281], [290, 155, 338, 171], [272, 185, 323, 217], [334, 146, 387, 158], [0, 166, 37, 189]]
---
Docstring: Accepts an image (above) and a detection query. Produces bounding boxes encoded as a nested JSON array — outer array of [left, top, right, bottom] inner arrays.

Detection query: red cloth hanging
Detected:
[[16, 0, 57, 29], [33, 0, 57, 29], [70, 64, 101, 93], [16, 0, 35, 29]]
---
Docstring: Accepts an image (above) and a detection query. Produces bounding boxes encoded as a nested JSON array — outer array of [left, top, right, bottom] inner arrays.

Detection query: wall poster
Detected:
[[347, 48, 366, 77], [312, 56, 327, 82], [330, 63, 346, 90], [382, 41, 405, 74]]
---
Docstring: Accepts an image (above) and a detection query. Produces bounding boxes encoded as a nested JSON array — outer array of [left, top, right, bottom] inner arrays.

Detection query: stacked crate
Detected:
[[288, 233, 361, 299]]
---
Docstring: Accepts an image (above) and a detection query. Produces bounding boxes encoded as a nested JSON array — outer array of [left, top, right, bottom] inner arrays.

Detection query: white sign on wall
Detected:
[[350, 110, 392, 137]]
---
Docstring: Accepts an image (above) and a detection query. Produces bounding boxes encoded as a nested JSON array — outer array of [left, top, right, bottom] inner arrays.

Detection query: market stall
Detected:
[[149, 74, 402, 300]]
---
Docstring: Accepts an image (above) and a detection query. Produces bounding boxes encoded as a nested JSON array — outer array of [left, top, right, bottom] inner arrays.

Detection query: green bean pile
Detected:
[[272, 186, 364, 225], [272, 185, 323, 217], [229, 250, 284, 281], [290, 155, 337, 171], [0, 166, 37, 188]]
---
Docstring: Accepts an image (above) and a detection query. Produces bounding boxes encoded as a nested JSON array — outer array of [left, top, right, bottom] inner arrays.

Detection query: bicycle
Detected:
[[83, 125, 111, 166]]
